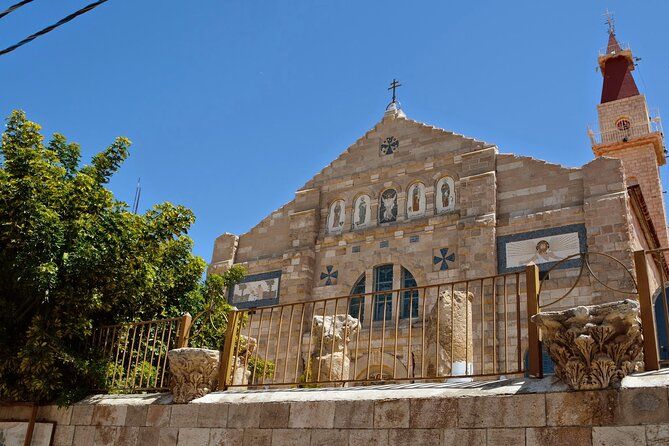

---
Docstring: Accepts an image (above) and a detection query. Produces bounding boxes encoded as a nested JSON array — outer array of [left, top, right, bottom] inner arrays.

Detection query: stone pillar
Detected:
[[424, 290, 474, 379], [309, 314, 360, 385]]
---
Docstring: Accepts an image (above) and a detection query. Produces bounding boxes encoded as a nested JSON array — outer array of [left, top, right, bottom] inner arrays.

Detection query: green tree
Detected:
[[0, 110, 232, 404]]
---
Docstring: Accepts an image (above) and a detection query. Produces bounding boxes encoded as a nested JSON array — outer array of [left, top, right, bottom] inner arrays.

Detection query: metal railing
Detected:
[[219, 271, 530, 389], [91, 314, 191, 393], [588, 119, 663, 146]]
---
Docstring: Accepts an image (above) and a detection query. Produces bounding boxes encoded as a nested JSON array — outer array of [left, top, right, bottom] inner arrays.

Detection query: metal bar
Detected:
[[122, 325, 136, 388], [316, 301, 327, 382], [329, 298, 340, 382], [492, 277, 497, 374], [450, 283, 454, 376], [435, 285, 441, 378], [22, 403, 37, 446], [261, 307, 274, 385], [218, 310, 243, 390], [250, 308, 264, 384], [379, 291, 388, 381], [282, 304, 295, 382], [525, 264, 543, 378], [420, 284, 427, 378], [407, 289, 415, 380], [634, 250, 660, 370], [154, 320, 168, 389], [305, 303, 317, 383], [393, 291, 401, 379], [480, 278, 485, 374], [294, 303, 306, 384], [243, 310, 255, 382], [515, 274, 522, 372], [273, 305, 285, 382], [138, 323, 152, 389], [465, 281, 469, 375], [353, 295, 363, 381], [158, 320, 174, 389], [503, 274, 509, 374], [342, 297, 350, 384], [129, 324, 145, 389], [366, 296, 374, 381]]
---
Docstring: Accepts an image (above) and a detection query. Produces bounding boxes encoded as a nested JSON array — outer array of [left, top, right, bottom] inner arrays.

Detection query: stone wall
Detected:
[[14, 372, 669, 445]]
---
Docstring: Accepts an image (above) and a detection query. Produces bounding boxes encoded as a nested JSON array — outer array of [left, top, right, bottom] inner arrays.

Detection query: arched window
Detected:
[[367, 265, 419, 322], [349, 274, 366, 322]]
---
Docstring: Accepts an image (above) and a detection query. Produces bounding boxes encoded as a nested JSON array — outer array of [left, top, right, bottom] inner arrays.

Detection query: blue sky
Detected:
[[1, 1, 668, 262]]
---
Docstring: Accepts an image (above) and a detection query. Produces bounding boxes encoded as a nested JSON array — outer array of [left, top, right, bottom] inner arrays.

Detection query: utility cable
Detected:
[[0, 0, 35, 20], [0, 0, 108, 57]]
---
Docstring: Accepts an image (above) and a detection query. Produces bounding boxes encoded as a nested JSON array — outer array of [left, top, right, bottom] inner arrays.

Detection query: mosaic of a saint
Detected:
[[379, 189, 397, 223], [353, 195, 371, 229], [328, 200, 345, 233], [436, 177, 455, 213], [407, 182, 425, 217]]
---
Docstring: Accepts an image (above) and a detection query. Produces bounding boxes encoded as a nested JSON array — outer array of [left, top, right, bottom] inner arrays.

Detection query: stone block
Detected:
[[348, 429, 390, 446], [441, 428, 486, 446], [115, 427, 139, 446], [177, 428, 210, 445], [409, 398, 457, 428], [93, 426, 118, 445], [72, 425, 95, 446], [526, 427, 592, 446], [458, 394, 545, 428], [71, 405, 94, 425], [258, 402, 290, 428], [334, 400, 374, 428], [170, 404, 198, 427], [92, 405, 127, 426], [124, 405, 147, 427], [209, 428, 244, 445], [388, 428, 441, 444], [197, 403, 228, 428], [289, 401, 335, 428], [308, 429, 348, 446], [0, 405, 33, 420], [242, 428, 272, 445], [52, 425, 75, 446], [270, 428, 311, 446], [137, 427, 178, 446], [486, 428, 525, 446], [646, 424, 669, 445], [38, 405, 72, 425], [617, 388, 669, 425], [592, 426, 646, 446], [146, 405, 172, 427], [228, 403, 262, 428], [547, 390, 616, 427], [374, 399, 410, 428]]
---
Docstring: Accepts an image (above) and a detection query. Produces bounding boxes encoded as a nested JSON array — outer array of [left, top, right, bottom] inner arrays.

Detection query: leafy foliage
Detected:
[[0, 111, 216, 404]]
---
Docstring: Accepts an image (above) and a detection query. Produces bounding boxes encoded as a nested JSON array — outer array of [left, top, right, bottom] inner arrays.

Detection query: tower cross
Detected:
[[388, 78, 402, 103], [604, 9, 615, 35]]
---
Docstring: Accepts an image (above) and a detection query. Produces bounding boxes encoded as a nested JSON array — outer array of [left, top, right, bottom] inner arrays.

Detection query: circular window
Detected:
[[616, 118, 631, 132]]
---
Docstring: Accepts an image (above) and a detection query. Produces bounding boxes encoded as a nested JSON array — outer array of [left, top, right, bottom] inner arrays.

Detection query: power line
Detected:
[[0, 0, 109, 57], [0, 0, 36, 20]]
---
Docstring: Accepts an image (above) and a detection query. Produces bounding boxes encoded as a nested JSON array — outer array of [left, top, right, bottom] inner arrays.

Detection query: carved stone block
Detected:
[[168, 348, 219, 403], [309, 314, 360, 385], [531, 299, 644, 390]]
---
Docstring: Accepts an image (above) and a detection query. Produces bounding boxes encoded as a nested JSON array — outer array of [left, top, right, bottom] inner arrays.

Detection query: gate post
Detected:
[[633, 250, 660, 371], [218, 309, 243, 391], [176, 313, 192, 349], [525, 264, 543, 378]]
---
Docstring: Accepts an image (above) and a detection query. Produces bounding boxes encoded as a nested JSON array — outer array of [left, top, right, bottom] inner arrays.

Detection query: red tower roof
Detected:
[[600, 33, 640, 103]]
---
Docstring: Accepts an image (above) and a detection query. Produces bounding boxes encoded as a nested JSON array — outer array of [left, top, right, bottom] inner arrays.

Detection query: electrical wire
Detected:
[[0, 0, 108, 57], [0, 0, 35, 20]]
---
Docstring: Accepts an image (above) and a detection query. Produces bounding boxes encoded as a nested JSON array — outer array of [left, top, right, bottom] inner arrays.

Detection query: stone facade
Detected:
[[21, 370, 669, 445], [208, 29, 667, 385]]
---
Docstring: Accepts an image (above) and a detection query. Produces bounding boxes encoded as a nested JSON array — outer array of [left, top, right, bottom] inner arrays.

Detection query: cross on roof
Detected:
[[388, 78, 402, 103], [604, 9, 615, 35]]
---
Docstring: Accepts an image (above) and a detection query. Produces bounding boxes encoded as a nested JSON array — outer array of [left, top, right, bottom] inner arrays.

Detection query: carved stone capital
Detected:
[[168, 348, 219, 403], [531, 299, 644, 390]]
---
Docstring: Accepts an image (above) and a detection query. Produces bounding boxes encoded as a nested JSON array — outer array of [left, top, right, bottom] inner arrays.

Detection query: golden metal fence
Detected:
[[91, 314, 191, 393], [219, 271, 530, 389]]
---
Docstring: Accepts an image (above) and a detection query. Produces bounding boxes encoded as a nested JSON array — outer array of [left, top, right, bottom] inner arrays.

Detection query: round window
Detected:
[[616, 118, 631, 131]]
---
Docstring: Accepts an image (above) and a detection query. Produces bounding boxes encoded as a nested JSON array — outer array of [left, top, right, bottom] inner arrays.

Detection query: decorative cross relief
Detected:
[[320, 265, 338, 286], [433, 248, 456, 271]]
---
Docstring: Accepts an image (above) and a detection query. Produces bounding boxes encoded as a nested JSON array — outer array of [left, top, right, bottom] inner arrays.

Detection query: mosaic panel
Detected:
[[228, 270, 281, 308]]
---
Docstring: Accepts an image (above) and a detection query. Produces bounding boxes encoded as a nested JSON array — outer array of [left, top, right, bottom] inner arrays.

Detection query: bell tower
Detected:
[[589, 14, 668, 248]]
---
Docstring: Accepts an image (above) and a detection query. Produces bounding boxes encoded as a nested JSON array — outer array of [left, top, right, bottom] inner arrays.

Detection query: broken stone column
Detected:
[[309, 314, 360, 385], [168, 348, 219, 403], [425, 290, 474, 379], [231, 335, 257, 388], [531, 299, 644, 390]]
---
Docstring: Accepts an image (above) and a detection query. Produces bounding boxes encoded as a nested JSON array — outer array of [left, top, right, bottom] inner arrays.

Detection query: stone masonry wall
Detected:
[[13, 373, 669, 446]]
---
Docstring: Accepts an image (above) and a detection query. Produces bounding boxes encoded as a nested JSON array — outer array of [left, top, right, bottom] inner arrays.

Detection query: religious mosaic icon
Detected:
[[353, 195, 371, 229], [379, 189, 397, 223], [436, 177, 455, 213], [320, 265, 338, 286], [327, 199, 345, 233], [433, 248, 456, 271], [229, 270, 281, 308], [380, 136, 399, 155], [496, 224, 586, 273], [406, 182, 426, 218]]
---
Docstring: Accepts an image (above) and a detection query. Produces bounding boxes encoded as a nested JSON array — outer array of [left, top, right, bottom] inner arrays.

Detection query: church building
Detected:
[[209, 23, 668, 380]]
